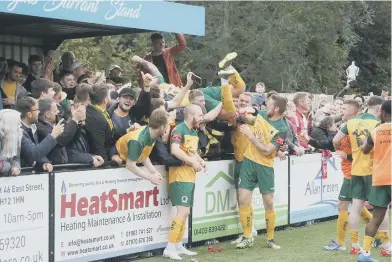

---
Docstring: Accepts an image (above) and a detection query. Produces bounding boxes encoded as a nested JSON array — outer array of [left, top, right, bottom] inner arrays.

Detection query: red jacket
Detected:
[[141, 34, 186, 88], [288, 110, 313, 148]]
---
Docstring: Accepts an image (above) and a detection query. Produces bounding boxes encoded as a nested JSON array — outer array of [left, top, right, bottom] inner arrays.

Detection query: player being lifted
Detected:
[[358, 100, 391, 262], [133, 52, 246, 123], [163, 105, 207, 260], [333, 96, 387, 255], [236, 94, 288, 249]]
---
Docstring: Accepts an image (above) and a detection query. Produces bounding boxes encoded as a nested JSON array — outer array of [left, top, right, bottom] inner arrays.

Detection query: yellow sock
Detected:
[[250, 206, 254, 229], [168, 217, 183, 243], [376, 231, 390, 243], [221, 84, 236, 113], [350, 230, 359, 246], [265, 210, 276, 241], [228, 71, 245, 89], [239, 205, 253, 238], [176, 220, 186, 243], [179, 91, 191, 107], [363, 235, 374, 252], [360, 208, 373, 224], [337, 211, 349, 245], [221, 84, 236, 124]]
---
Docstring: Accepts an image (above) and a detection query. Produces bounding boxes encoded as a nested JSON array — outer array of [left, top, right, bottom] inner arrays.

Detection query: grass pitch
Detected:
[[142, 219, 390, 262]]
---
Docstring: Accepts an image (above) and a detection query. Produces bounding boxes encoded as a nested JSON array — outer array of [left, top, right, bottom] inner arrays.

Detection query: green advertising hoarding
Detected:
[[191, 160, 288, 242]]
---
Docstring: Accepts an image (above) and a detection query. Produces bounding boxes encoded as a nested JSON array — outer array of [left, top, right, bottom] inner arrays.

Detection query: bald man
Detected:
[[164, 105, 207, 260]]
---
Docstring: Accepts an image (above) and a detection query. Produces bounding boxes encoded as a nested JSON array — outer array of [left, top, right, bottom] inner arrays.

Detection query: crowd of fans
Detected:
[[0, 32, 390, 177]]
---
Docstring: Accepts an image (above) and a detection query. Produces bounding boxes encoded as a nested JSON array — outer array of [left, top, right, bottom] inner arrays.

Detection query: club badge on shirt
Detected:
[[172, 134, 182, 142], [276, 137, 285, 145]]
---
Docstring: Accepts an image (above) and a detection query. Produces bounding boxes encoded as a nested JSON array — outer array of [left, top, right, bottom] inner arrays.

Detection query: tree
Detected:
[[57, 1, 388, 95], [347, 1, 391, 95]]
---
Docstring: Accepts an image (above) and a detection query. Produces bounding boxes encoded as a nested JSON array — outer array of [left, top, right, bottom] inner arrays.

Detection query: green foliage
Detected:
[[348, 1, 391, 95], [58, 2, 390, 95]]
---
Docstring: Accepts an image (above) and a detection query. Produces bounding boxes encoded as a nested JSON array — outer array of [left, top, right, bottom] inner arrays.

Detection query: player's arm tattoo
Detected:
[[361, 135, 374, 155], [248, 135, 276, 156], [362, 143, 373, 155]]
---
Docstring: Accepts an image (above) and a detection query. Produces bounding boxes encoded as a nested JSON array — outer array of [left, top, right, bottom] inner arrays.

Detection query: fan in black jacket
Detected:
[[36, 99, 85, 164], [307, 116, 338, 151], [107, 88, 152, 142]]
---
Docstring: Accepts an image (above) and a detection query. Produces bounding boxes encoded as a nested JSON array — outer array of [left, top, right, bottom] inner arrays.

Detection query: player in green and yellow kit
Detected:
[[236, 94, 288, 250], [333, 96, 386, 255], [116, 109, 168, 184], [163, 105, 207, 260]]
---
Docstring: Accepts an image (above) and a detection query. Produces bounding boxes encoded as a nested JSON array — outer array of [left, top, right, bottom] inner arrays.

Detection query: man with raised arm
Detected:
[[142, 33, 186, 87]]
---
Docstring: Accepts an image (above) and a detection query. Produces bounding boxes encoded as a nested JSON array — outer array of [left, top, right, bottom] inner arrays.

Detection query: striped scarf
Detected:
[[92, 104, 114, 131]]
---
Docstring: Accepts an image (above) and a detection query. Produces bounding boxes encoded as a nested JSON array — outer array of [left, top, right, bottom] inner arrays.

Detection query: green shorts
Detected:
[[369, 186, 391, 209], [338, 178, 352, 201], [234, 160, 242, 189], [169, 182, 195, 207], [350, 175, 372, 201], [200, 86, 221, 112], [238, 158, 274, 194]]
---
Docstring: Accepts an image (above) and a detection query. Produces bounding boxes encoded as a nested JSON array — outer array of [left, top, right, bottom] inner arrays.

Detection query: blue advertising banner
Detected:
[[0, 0, 205, 36], [289, 154, 343, 223]]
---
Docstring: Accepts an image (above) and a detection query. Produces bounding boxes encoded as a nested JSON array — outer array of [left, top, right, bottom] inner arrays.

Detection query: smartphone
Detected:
[[57, 118, 65, 125], [191, 73, 203, 86]]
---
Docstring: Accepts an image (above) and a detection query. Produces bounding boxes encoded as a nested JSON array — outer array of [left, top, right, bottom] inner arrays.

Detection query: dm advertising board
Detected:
[[192, 159, 288, 242], [289, 153, 343, 223], [55, 167, 186, 262], [0, 174, 49, 262]]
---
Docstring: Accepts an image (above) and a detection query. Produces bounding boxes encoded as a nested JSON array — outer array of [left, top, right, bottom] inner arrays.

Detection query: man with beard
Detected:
[[116, 109, 168, 184], [108, 86, 151, 142], [86, 83, 115, 162], [36, 98, 85, 165], [231, 92, 259, 244], [163, 105, 207, 260], [236, 94, 288, 250], [16, 96, 64, 171]]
